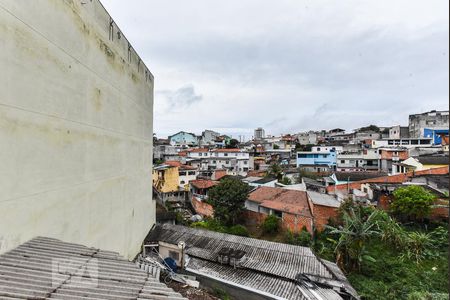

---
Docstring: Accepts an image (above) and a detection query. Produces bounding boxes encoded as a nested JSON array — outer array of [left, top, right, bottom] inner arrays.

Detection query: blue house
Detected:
[[168, 131, 198, 146], [423, 128, 449, 145], [296, 146, 338, 169]]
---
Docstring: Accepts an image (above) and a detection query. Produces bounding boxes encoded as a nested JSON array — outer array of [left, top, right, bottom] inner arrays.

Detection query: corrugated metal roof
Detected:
[[147, 224, 359, 300], [307, 191, 342, 208], [0, 236, 186, 300]]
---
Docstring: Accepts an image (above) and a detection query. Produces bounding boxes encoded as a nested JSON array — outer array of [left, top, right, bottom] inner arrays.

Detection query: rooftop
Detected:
[[248, 187, 312, 217], [190, 179, 218, 189], [146, 224, 359, 300], [307, 191, 342, 208], [0, 236, 186, 299]]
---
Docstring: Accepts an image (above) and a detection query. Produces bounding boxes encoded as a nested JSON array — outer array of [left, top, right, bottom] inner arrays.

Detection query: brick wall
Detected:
[[282, 213, 313, 234], [242, 210, 267, 226], [312, 205, 339, 231]]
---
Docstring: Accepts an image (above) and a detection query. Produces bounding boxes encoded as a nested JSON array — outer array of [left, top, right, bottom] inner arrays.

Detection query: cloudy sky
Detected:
[[102, 1, 449, 139]]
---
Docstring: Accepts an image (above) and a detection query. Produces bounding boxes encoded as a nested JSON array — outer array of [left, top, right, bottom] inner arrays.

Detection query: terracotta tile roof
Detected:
[[328, 166, 449, 192], [442, 136, 449, 145], [165, 160, 197, 170], [211, 148, 242, 152], [190, 179, 219, 189], [191, 196, 214, 217], [187, 148, 209, 153], [248, 187, 312, 217], [178, 151, 188, 157]]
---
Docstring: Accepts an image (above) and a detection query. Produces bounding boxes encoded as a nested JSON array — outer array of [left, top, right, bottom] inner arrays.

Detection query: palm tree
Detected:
[[327, 206, 381, 272]]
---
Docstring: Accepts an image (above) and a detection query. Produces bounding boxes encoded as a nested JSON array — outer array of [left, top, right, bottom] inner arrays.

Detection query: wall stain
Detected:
[[93, 88, 102, 111]]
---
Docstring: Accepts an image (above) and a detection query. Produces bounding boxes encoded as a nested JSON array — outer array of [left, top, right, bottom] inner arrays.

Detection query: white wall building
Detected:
[[0, 0, 154, 259]]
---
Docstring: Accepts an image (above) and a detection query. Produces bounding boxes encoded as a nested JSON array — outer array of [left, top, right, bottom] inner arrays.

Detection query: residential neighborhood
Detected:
[[1, 0, 448, 300]]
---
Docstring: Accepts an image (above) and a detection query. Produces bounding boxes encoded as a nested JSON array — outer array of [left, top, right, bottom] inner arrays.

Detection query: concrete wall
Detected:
[[0, 0, 154, 259]]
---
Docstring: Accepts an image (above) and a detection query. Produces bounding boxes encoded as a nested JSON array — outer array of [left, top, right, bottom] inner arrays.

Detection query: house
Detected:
[[416, 154, 449, 169], [378, 148, 410, 173], [409, 110, 449, 138], [326, 166, 449, 196], [389, 125, 410, 139], [307, 191, 343, 230], [187, 148, 252, 176], [190, 179, 218, 217], [337, 149, 380, 172], [164, 161, 198, 190], [169, 131, 199, 146], [200, 129, 221, 145], [371, 138, 433, 148], [145, 224, 359, 300], [246, 187, 314, 233], [242, 176, 278, 187], [153, 164, 187, 204], [0, 236, 186, 299], [297, 146, 343, 169], [369, 174, 449, 221]]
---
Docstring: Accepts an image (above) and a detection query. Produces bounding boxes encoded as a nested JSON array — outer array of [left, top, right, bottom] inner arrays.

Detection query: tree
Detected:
[[327, 205, 382, 272], [391, 185, 436, 221], [226, 138, 239, 149], [262, 214, 280, 234], [279, 176, 292, 185], [208, 177, 251, 226], [267, 163, 283, 180], [273, 144, 280, 149]]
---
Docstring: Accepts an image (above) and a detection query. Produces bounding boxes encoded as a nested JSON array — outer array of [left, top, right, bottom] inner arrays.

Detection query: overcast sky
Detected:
[[102, 1, 449, 139]]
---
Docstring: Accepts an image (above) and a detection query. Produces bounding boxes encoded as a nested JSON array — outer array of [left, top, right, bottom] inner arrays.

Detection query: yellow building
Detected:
[[153, 165, 180, 193]]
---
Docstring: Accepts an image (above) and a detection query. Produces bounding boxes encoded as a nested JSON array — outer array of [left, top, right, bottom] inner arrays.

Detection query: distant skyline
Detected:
[[102, 1, 449, 139]]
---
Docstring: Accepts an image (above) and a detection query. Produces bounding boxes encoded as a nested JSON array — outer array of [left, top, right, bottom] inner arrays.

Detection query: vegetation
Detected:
[[226, 138, 239, 148], [273, 144, 280, 149], [207, 177, 251, 226], [191, 219, 249, 237], [267, 163, 283, 180], [262, 214, 280, 234], [285, 227, 311, 247], [358, 125, 380, 132], [279, 176, 292, 185], [391, 185, 436, 222], [322, 200, 449, 299]]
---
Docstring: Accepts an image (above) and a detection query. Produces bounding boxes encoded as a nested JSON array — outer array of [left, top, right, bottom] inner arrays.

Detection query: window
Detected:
[[180, 181, 185, 184], [244, 161, 248, 165], [212, 160, 216, 164], [188, 171, 196, 175], [199, 153, 203, 156], [340, 160, 345, 163], [298, 154, 307, 158], [226, 161, 229, 164], [168, 251, 180, 261], [224, 153, 228, 157], [317, 147, 321, 151], [179, 171, 187, 176]]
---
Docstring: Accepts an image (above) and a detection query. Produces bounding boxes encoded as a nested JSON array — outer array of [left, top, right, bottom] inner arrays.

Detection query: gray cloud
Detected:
[[156, 85, 202, 113], [102, 0, 449, 138]]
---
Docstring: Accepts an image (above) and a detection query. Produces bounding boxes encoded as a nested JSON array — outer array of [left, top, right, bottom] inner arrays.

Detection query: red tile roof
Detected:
[[327, 166, 449, 192], [187, 148, 209, 153], [211, 148, 242, 153], [165, 161, 197, 170], [248, 187, 312, 217], [191, 196, 214, 217], [190, 179, 219, 189]]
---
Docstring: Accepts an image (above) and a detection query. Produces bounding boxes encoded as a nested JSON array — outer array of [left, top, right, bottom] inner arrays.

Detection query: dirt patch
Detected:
[[168, 282, 221, 300]]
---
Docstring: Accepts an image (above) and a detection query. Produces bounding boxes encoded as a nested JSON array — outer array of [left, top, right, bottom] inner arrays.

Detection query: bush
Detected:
[[191, 219, 227, 233], [285, 227, 312, 247], [262, 214, 280, 234], [227, 225, 249, 237]]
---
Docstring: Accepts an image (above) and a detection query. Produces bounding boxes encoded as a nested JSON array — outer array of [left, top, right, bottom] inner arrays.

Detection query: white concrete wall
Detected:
[[0, 0, 154, 259]]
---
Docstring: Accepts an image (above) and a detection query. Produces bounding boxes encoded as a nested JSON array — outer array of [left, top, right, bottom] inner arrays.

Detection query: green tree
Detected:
[[391, 185, 436, 221], [226, 138, 239, 148], [208, 177, 250, 226], [273, 144, 280, 149], [279, 176, 292, 185], [262, 214, 280, 234], [267, 163, 283, 180]]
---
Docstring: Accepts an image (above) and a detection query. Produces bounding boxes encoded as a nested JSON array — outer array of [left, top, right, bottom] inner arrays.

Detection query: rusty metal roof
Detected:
[[0, 236, 186, 299]]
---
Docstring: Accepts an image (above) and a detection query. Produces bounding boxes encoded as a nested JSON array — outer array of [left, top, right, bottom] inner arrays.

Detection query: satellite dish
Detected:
[[178, 241, 186, 249]]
